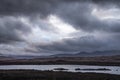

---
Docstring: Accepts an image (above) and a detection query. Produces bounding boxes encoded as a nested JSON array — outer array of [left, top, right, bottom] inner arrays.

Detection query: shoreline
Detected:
[[0, 61, 120, 66]]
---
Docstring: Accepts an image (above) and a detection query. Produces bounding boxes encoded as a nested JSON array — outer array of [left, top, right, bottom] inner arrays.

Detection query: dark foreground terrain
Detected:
[[0, 55, 120, 66], [0, 70, 120, 80]]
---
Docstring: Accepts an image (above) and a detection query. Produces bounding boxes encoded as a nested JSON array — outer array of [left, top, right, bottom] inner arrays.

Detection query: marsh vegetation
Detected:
[[0, 70, 120, 80]]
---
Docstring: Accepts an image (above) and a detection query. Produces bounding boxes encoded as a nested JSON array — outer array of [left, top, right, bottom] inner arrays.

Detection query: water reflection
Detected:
[[0, 65, 119, 75]]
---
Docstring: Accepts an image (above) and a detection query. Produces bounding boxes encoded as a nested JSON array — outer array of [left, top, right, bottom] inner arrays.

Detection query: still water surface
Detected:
[[0, 65, 120, 75]]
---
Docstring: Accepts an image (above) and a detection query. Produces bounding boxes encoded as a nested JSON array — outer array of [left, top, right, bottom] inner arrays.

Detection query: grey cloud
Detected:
[[0, 16, 31, 43], [0, 0, 59, 17], [37, 36, 106, 53], [0, 0, 120, 55], [0, 0, 119, 17], [54, 2, 120, 33], [1, 0, 120, 33], [17, 0, 120, 54], [36, 34, 120, 54], [0, 0, 99, 17], [92, 0, 120, 6], [55, 2, 96, 31]]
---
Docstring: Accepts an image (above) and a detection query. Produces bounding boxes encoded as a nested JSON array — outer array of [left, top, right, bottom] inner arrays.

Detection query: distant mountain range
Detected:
[[0, 50, 120, 59], [50, 50, 120, 57]]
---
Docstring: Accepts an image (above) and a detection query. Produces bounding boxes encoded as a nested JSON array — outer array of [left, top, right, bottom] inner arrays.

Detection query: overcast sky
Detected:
[[0, 0, 120, 56]]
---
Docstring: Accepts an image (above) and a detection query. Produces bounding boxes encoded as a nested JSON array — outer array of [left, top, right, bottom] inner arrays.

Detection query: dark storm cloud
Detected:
[[92, 0, 120, 6], [0, 0, 119, 16], [0, 0, 120, 55], [0, 0, 106, 17], [0, 0, 59, 17], [0, 0, 59, 43], [37, 34, 120, 53], [0, 16, 31, 43], [55, 2, 96, 31], [37, 36, 104, 53], [33, 0, 120, 53], [55, 2, 120, 33], [0, 0, 119, 33]]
